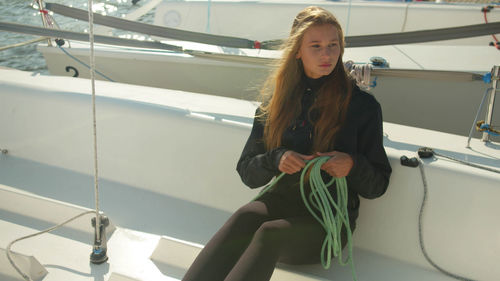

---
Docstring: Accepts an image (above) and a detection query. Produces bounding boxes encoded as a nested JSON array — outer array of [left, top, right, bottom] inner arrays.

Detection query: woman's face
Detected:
[[296, 24, 340, 79]]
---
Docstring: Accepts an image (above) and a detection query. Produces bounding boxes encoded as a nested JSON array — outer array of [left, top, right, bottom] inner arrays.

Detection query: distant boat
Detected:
[[152, 0, 500, 45], [36, 1, 500, 100], [1, 1, 483, 137]]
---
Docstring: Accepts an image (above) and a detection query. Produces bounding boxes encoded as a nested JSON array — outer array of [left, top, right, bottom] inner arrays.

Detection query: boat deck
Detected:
[[0, 184, 458, 281], [0, 69, 499, 281]]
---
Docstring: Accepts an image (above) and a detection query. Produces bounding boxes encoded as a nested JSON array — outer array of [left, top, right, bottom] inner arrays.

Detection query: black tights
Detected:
[[182, 193, 347, 281]]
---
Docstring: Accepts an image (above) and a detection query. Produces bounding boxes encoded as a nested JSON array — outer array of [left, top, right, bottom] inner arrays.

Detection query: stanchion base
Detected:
[[90, 249, 108, 264]]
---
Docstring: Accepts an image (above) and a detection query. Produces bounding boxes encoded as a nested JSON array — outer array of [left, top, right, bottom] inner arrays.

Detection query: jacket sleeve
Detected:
[[236, 108, 287, 188], [347, 101, 392, 199]]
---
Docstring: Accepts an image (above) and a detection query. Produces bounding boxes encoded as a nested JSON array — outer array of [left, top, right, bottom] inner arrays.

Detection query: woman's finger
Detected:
[[279, 151, 316, 174]]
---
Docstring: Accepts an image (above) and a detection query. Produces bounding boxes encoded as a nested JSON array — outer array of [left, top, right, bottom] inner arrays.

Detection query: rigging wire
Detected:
[[345, 0, 353, 37], [5, 1, 107, 279], [345, 60, 374, 90], [434, 150, 500, 174], [206, 0, 212, 33], [56, 45, 114, 81], [87, 0, 104, 258]]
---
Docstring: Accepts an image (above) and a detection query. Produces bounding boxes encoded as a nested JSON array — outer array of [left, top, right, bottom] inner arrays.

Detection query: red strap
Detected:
[[483, 8, 499, 46]]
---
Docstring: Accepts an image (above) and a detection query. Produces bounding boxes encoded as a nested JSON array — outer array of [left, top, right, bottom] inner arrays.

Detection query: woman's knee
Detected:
[[254, 218, 325, 264], [254, 219, 291, 245], [225, 201, 270, 230]]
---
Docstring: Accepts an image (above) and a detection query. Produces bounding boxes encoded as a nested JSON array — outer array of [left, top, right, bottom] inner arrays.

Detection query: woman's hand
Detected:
[[317, 151, 353, 178], [279, 150, 316, 174]]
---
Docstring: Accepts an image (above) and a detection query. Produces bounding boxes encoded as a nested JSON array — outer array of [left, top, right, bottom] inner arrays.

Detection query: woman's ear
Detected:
[[296, 48, 302, 59]]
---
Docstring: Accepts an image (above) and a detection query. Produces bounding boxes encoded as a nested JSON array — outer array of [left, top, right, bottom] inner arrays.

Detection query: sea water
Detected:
[[0, 0, 154, 74]]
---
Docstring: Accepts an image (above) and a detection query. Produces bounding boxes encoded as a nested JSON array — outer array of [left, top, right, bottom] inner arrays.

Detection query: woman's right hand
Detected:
[[279, 150, 316, 174]]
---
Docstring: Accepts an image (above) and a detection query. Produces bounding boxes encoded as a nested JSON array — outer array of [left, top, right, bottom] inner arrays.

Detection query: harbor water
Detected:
[[0, 0, 155, 74]]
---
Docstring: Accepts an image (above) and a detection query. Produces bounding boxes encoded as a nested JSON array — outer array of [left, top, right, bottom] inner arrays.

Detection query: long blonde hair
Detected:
[[260, 6, 353, 152]]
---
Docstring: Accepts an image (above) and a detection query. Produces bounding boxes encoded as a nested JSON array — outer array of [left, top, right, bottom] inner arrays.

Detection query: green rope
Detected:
[[252, 156, 357, 281]]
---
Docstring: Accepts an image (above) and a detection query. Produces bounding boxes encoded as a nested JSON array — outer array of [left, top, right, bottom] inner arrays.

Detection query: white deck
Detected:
[[0, 69, 499, 281]]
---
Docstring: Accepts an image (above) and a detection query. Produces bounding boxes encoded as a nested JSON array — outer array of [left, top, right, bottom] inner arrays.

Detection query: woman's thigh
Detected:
[[227, 198, 279, 231], [255, 216, 326, 265], [258, 216, 350, 265]]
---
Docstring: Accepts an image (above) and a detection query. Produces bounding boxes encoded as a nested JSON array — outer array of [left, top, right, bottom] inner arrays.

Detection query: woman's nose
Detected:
[[320, 47, 331, 58]]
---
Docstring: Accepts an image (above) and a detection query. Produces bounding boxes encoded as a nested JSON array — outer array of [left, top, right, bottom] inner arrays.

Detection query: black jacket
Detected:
[[236, 80, 392, 222]]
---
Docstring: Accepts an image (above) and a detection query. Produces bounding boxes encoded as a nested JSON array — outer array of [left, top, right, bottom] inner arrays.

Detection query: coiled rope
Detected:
[[253, 156, 357, 281], [344, 60, 373, 91]]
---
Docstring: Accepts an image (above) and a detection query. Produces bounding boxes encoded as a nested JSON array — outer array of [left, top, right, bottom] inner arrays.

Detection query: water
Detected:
[[0, 0, 155, 74]]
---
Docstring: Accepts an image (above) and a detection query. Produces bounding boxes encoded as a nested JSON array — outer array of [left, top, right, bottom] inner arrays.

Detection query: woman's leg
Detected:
[[224, 216, 327, 281], [182, 200, 277, 281]]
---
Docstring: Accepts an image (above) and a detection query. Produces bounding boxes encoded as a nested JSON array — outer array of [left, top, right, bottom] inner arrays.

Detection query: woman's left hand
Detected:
[[316, 151, 354, 178]]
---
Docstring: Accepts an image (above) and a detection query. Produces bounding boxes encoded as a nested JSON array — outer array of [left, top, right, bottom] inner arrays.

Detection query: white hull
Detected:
[[154, 0, 500, 45], [0, 69, 499, 281], [39, 42, 272, 100], [37, 0, 500, 138], [38, 41, 498, 137]]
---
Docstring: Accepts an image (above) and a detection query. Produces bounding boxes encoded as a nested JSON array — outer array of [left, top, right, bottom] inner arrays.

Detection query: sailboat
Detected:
[[33, 0, 500, 101], [2, 0, 498, 137], [1, 1, 499, 280], [1, 64, 499, 281]]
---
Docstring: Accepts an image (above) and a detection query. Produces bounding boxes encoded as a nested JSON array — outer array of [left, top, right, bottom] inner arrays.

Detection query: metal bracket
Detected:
[[482, 65, 499, 142]]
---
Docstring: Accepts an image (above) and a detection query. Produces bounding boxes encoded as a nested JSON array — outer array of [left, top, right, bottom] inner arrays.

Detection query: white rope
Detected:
[[344, 60, 373, 90], [416, 159, 475, 281], [5, 2, 104, 279], [0, 37, 49, 51], [6, 211, 95, 281], [87, 0, 101, 245]]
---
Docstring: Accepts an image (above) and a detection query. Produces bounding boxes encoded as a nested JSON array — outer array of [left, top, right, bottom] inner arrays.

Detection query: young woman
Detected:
[[183, 6, 392, 281]]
